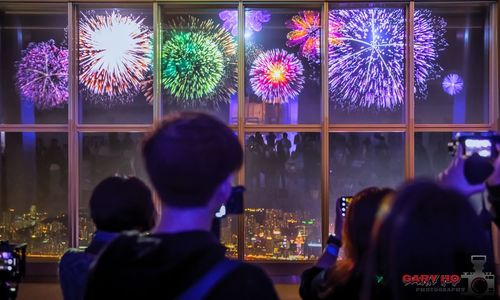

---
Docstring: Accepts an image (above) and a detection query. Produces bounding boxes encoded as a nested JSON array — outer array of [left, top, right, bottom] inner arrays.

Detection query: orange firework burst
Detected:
[[286, 11, 321, 61], [329, 19, 343, 47]]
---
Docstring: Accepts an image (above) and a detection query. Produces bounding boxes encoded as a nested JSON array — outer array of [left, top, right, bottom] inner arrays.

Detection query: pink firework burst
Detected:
[[250, 49, 304, 104], [286, 11, 321, 61], [15, 40, 69, 110]]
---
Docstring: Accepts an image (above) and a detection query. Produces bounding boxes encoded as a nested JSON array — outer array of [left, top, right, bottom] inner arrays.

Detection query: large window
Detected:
[[244, 8, 321, 124], [329, 4, 406, 124], [78, 6, 153, 124], [0, 5, 68, 124], [0, 2, 496, 261], [0, 132, 68, 257]]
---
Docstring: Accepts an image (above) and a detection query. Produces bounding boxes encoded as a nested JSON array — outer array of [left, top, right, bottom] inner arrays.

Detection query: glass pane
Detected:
[[0, 5, 68, 124], [161, 7, 238, 124], [0, 132, 68, 257], [329, 132, 404, 234], [414, 5, 489, 124], [244, 8, 321, 124], [79, 132, 148, 247], [415, 132, 453, 179], [245, 132, 321, 260], [78, 7, 153, 124], [220, 216, 238, 258], [329, 6, 406, 124]]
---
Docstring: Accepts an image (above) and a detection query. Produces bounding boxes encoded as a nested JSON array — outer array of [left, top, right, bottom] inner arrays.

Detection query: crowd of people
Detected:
[[58, 112, 500, 300], [246, 132, 321, 210]]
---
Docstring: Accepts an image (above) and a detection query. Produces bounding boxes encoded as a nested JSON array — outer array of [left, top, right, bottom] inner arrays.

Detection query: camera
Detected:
[[448, 132, 500, 160], [212, 186, 245, 239], [448, 132, 500, 184], [333, 196, 352, 239], [461, 255, 495, 296], [0, 241, 27, 300]]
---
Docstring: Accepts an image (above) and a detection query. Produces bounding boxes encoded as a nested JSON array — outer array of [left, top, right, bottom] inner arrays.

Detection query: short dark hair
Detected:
[[142, 112, 243, 208], [90, 176, 155, 232]]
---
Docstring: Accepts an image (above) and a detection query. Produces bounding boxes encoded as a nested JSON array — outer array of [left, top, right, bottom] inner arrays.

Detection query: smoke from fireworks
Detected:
[[219, 10, 271, 37], [414, 9, 448, 98], [442, 73, 464, 96], [79, 11, 152, 103], [162, 16, 237, 104], [329, 9, 447, 110], [250, 49, 304, 104], [286, 11, 321, 62], [15, 40, 69, 109]]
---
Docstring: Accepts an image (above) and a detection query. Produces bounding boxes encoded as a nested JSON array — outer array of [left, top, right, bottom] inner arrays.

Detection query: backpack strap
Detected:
[[175, 258, 240, 300]]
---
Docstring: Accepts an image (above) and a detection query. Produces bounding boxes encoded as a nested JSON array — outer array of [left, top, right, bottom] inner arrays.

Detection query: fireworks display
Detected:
[[162, 16, 237, 104], [328, 9, 405, 110], [219, 10, 271, 37], [442, 73, 464, 96], [79, 11, 152, 103], [250, 49, 304, 104], [328, 9, 447, 110], [15, 40, 69, 109], [414, 9, 448, 98], [286, 11, 321, 62]]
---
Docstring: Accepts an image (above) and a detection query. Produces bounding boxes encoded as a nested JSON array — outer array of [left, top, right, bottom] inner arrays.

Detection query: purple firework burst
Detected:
[[250, 49, 304, 104], [329, 9, 405, 110], [219, 10, 271, 37], [329, 8, 447, 110], [15, 40, 69, 109], [442, 73, 464, 95], [414, 9, 447, 98]]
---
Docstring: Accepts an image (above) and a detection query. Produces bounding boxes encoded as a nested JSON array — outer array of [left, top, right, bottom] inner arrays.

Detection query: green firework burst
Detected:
[[162, 16, 237, 104]]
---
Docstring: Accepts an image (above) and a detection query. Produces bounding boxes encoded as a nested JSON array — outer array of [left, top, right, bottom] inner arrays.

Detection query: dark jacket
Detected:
[[59, 231, 118, 300], [300, 266, 363, 300], [85, 230, 278, 300]]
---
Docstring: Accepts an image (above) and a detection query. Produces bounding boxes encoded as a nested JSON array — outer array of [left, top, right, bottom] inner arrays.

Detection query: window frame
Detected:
[[0, 1, 496, 270]]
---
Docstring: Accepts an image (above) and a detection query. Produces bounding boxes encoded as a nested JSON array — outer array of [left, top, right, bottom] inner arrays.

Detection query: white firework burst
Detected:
[[79, 11, 152, 102]]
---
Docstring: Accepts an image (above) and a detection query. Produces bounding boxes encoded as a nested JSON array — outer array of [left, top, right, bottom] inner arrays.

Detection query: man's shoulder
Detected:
[[211, 261, 278, 300], [60, 248, 94, 269], [222, 260, 273, 286]]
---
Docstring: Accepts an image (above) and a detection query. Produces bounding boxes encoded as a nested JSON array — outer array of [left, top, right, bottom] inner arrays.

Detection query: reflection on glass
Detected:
[[161, 8, 238, 124], [329, 132, 404, 233], [415, 132, 453, 178], [244, 9, 321, 125], [79, 132, 147, 246], [328, 7, 405, 124], [245, 132, 321, 260], [78, 8, 153, 124], [0, 132, 68, 257], [0, 6, 68, 124], [414, 5, 489, 124]]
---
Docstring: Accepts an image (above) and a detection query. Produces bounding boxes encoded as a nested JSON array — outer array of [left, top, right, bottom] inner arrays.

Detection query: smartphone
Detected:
[[339, 196, 353, 218], [215, 186, 245, 218], [463, 138, 493, 158]]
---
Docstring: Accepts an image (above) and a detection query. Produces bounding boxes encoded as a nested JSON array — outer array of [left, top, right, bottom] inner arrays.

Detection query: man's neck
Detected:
[[154, 205, 213, 234]]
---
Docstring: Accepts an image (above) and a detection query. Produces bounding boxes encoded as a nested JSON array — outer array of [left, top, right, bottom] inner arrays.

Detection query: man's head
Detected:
[[90, 176, 155, 232], [143, 112, 243, 209]]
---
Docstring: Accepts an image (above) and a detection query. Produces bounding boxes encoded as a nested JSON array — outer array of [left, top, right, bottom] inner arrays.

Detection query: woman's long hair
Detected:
[[362, 180, 491, 300], [321, 187, 394, 298]]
